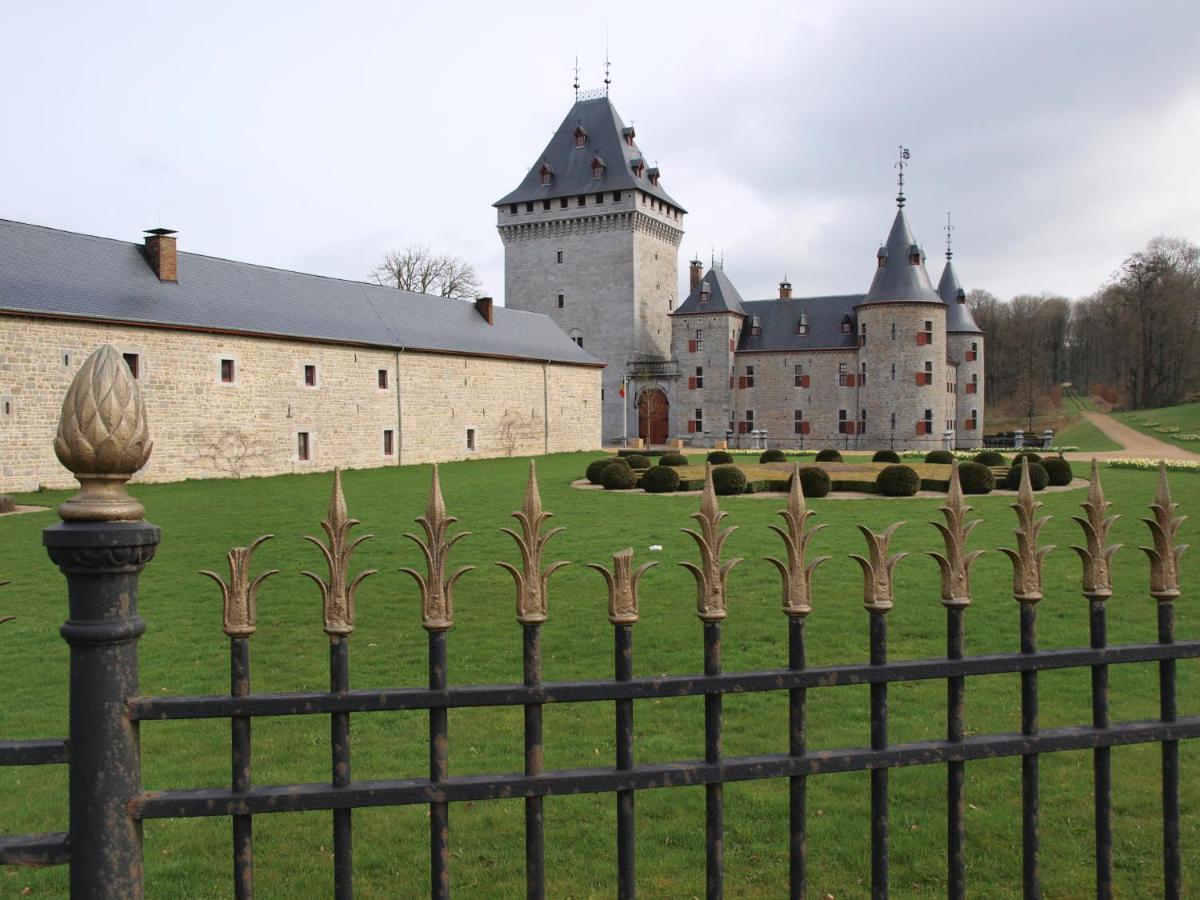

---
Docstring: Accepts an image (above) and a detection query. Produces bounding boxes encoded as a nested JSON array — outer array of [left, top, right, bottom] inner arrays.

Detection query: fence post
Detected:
[[42, 345, 159, 899]]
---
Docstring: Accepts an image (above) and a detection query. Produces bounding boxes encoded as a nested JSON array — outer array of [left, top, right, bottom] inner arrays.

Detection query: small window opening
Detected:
[[466, 428, 476, 451], [297, 431, 311, 461], [220, 358, 236, 383], [304, 364, 317, 387], [377, 369, 389, 389], [383, 430, 395, 456], [122, 353, 140, 379], [557, 293, 564, 309]]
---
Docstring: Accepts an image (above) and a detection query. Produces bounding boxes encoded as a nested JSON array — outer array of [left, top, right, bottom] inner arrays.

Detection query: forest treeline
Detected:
[[971, 236, 1200, 414]]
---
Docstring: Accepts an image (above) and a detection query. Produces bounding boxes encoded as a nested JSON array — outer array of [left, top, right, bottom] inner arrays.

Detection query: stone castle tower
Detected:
[[495, 93, 684, 442]]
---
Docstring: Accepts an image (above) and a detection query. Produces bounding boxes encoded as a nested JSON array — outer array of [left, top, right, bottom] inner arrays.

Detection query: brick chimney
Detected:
[[143, 228, 178, 282], [689, 259, 703, 292], [474, 296, 494, 325], [778, 280, 792, 299]]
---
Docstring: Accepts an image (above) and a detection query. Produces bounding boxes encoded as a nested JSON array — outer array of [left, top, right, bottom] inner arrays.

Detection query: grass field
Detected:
[[1053, 416, 1122, 452], [1113, 401, 1200, 452], [1, 453, 1197, 898]]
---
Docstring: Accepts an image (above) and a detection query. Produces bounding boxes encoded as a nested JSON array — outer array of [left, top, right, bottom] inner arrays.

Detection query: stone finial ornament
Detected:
[[1140, 462, 1188, 602], [1070, 459, 1122, 601], [587, 548, 657, 625], [927, 460, 985, 607], [763, 464, 830, 617], [53, 344, 153, 521], [301, 469, 377, 637], [850, 522, 907, 613], [680, 464, 742, 622], [498, 461, 569, 625], [400, 464, 474, 632], [998, 458, 1055, 603], [200, 535, 279, 638]]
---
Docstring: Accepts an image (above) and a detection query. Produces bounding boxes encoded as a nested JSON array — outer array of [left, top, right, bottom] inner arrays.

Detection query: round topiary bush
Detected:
[[796, 466, 831, 498], [925, 450, 955, 465], [586, 458, 623, 484], [1005, 461, 1049, 491], [600, 462, 638, 490], [623, 454, 651, 470], [1012, 451, 1042, 465], [659, 453, 688, 467], [974, 450, 1006, 466], [815, 448, 843, 463], [641, 465, 681, 493], [1042, 456, 1073, 486], [872, 449, 901, 463], [759, 448, 787, 463], [876, 464, 921, 497], [958, 462, 996, 495], [707, 450, 733, 465], [711, 465, 747, 496]]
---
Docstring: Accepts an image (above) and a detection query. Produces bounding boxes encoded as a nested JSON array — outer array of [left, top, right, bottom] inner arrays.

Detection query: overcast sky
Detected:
[[3, 1, 1198, 305]]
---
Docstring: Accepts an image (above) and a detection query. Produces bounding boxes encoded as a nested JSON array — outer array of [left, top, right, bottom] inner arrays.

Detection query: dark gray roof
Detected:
[[0, 219, 601, 367], [861, 209, 943, 305], [494, 97, 685, 211], [738, 296, 862, 351], [937, 258, 983, 333], [671, 267, 747, 317]]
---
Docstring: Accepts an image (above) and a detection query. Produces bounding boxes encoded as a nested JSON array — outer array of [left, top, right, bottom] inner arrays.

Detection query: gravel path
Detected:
[[1063, 412, 1200, 462]]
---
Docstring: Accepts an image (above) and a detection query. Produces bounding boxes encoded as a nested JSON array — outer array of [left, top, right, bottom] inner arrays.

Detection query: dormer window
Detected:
[[573, 125, 587, 148], [539, 163, 554, 186], [622, 126, 636, 147], [647, 167, 660, 186], [796, 313, 808, 335], [631, 159, 645, 179], [699, 283, 711, 305], [877, 246, 888, 268], [841, 315, 853, 334], [956, 288, 967, 304], [590, 156, 606, 179], [909, 244, 922, 266], [749, 316, 762, 338]]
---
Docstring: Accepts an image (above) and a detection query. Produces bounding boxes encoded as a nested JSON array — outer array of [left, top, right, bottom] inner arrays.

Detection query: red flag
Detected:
[[619, 385, 625, 398]]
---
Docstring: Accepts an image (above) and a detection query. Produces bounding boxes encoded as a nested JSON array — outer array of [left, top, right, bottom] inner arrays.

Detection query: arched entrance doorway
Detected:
[[637, 388, 669, 446]]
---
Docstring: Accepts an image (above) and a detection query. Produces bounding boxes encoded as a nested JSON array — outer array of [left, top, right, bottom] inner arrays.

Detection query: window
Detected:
[[891, 322, 896, 340], [577, 195, 586, 207], [745, 366, 755, 388], [917, 320, 934, 345], [383, 429, 395, 456], [592, 158, 605, 178], [689, 366, 703, 389], [574, 126, 587, 147], [891, 363, 896, 381], [557, 293, 564, 308], [838, 409, 850, 434], [556, 250, 563, 264], [916, 409, 934, 435], [542, 200, 551, 211], [796, 315, 808, 336], [613, 191, 622, 202], [745, 410, 754, 427], [749, 317, 762, 338], [891, 412, 896, 430], [838, 362, 851, 387], [377, 369, 389, 389], [794, 410, 809, 435], [540, 169, 552, 186], [794, 364, 809, 388], [220, 358, 236, 384], [694, 329, 704, 351], [966, 373, 978, 394], [687, 408, 704, 434], [966, 342, 978, 362], [466, 428, 476, 451], [965, 409, 978, 431], [917, 361, 933, 386], [859, 409, 867, 435], [122, 352, 141, 379], [595, 192, 604, 203], [860, 362, 867, 384], [525, 202, 534, 213], [297, 431, 311, 461], [560, 197, 569, 209], [860, 323, 867, 345], [61, 351, 71, 367], [573, 336, 583, 348], [841, 317, 852, 334], [699, 284, 710, 305], [303, 364, 317, 387], [1, 397, 12, 418], [509, 204, 517, 214]]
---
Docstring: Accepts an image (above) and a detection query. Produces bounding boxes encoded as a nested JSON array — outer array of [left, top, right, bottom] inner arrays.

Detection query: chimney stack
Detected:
[[143, 228, 178, 283], [778, 280, 792, 300], [689, 259, 703, 291], [475, 296, 494, 325]]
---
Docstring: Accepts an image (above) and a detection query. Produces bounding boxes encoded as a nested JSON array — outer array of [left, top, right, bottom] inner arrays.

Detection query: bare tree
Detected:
[[372, 244, 482, 299], [195, 428, 272, 479]]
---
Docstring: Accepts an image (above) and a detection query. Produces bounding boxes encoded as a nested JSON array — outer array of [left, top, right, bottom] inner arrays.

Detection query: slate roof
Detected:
[[737, 296, 863, 352], [495, 97, 685, 211], [861, 209, 943, 305], [937, 258, 983, 333], [671, 267, 747, 317], [0, 219, 601, 367]]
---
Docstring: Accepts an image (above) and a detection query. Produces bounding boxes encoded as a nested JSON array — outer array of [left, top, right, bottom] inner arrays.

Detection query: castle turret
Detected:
[[938, 245, 985, 447]]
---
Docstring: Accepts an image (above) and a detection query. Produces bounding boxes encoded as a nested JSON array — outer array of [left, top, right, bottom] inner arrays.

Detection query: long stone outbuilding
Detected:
[[0, 220, 602, 492]]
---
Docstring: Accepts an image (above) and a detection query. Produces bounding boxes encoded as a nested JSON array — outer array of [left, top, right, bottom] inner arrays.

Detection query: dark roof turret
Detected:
[[937, 259, 983, 333], [672, 267, 747, 317], [861, 209, 942, 305]]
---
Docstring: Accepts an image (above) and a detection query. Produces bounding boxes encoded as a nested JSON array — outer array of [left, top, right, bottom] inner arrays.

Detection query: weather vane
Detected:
[[573, 56, 580, 101], [945, 211, 954, 259], [603, 51, 611, 96], [895, 145, 910, 208]]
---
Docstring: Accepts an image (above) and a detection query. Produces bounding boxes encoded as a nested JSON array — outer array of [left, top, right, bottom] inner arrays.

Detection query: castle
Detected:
[[498, 93, 985, 451]]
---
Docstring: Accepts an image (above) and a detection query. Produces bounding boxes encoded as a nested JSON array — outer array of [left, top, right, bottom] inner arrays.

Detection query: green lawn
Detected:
[[1054, 416, 1122, 452], [1114, 401, 1200, 451], [1, 453, 1197, 898]]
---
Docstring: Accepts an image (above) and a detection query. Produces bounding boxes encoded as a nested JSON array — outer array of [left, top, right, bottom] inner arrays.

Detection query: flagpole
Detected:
[[622, 376, 628, 447]]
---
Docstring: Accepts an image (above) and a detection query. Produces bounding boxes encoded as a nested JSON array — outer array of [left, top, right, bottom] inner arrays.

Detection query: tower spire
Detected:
[[573, 56, 580, 101], [945, 211, 954, 260], [895, 145, 910, 208]]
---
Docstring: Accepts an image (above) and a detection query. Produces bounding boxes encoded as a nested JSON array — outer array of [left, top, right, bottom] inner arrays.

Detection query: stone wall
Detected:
[[948, 331, 985, 448], [0, 316, 600, 492]]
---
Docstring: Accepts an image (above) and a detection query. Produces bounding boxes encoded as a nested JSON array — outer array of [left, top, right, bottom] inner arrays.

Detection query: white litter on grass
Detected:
[[649, 544, 663, 551]]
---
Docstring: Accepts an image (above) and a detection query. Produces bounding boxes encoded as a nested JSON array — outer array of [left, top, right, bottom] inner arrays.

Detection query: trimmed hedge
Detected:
[[641, 465, 680, 493], [624, 454, 651, 470], [617, 449, 664, 458], [924, 450, 955, 464], [876, 464, 921, 496], [707, 450, 734, 464], [759, 448, 787, 463], [659, 453, 688, 467], [872, 450, 901, 463], [586, 458, 623, 484], [600, 463, 638, 490], [1042, 456, 1074, 486], [815, 448, 843, 463], [796, 466, 831, 498], [974, 450, 1006, 466], [711, 465, 747, 496], [1005, 461, 1049, 491], [1012, 451, 1043, 464], [958, 462, 995, 494]]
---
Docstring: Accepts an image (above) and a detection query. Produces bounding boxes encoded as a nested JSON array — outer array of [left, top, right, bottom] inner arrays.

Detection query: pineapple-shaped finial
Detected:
[[680, 464, 742, 621], [763, 465, 829, 616], [400, 464, 474, 631], [998, 457, 1055, 602], [1070, 459, 1122, 601], [927, 460, 985, 607], [302, 469, 377, 636]]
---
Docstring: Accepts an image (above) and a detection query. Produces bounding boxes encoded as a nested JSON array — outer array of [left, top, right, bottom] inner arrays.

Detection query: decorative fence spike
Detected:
[[850, 522, 907, 613], [498, 460, 569, 624], [998, 457, 1055, 602], [1071, 459, 1122, 601], [763, 464, 829, 616], [52, 344, 153, 522], [588, 548, 657, 625], [1140, 462, 1188, 602], [927, 460, 985, 607], [680, 464, 742, 622], [199, 535, 279, 637], [302, 468, 377, 636], [400, 464, 474, 631]]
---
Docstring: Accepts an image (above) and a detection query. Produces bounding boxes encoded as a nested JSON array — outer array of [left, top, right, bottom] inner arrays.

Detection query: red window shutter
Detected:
[[916, 332, 927, 345], [915, 373, 923, 385], [801, 375, 810, 388], [738, 376, 748, 389], [916, 421, 924, 435], [965, 351, 976, 362], [846, 374, 856, 387], [730, 338, 735, 351], [800, 421, 810, 435], [688, 340, 697, 353], [845, 422, 856, 435], [687, 420, 696, 433], [738, 421, 748, 434], [965, 383, 976, 394], [688, 376, 697, 390]]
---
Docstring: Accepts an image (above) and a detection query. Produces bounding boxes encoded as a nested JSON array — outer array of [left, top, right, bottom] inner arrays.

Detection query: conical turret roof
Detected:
[[672, 267, 746, 317], [937, 259, 983, 333], [861, 209, 942, 305]]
